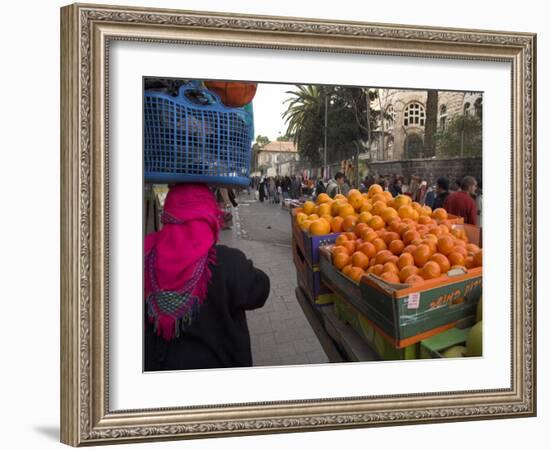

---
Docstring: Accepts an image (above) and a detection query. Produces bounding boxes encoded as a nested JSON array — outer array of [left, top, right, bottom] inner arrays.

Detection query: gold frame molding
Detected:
[[60, 2, 536, 446]]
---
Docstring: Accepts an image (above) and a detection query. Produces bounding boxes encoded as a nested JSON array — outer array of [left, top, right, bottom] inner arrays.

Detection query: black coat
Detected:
[[144, 245, 270, 371]]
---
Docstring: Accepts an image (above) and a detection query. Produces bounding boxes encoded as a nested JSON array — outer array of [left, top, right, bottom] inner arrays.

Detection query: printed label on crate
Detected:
[[407, 292, 420, 309]]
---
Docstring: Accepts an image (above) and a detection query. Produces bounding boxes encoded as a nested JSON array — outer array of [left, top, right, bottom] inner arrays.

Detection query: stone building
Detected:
[[256, 141, 299, 177], [369, 89, 482, 161]]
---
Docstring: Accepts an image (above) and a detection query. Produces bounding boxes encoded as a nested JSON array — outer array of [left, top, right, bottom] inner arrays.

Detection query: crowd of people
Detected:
[[251, 171, 482, 226]]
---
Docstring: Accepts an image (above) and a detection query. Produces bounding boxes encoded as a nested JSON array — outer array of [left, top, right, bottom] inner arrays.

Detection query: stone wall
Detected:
[[367, 157, 482, 186]]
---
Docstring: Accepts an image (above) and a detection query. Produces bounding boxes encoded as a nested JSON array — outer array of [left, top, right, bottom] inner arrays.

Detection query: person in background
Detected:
[[389, 178, 403, 197], [475, 181, 482, 226], [144, 184, 270, 370], [315, 178, 326, 196], [258, 176, 266, 202], [443, 176, 478, 225], [326, 172, 346, 198], [424, 184, 437, 208], [432, 177, 450, 210]]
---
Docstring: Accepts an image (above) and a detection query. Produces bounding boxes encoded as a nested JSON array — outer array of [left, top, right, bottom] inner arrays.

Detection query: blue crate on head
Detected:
[[144, 84, 253, 186]]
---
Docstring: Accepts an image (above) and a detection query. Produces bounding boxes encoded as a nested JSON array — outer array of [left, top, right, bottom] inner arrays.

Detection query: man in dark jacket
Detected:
[[432, 177, 450, 210]]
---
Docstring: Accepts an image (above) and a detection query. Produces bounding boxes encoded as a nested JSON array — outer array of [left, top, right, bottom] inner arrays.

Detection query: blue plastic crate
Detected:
[[144, 84, 253, 186]]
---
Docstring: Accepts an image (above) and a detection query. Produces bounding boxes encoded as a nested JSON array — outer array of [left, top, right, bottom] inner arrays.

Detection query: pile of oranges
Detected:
[[293, 184, 482, 286]]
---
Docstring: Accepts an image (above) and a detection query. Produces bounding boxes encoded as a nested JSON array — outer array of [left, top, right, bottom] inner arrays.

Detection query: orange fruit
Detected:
[[393, 195, 411, 209], [333, 252, 351, 270], [411, 201, 422, 212], [420, 205, 433, 217], [372, 238, 388, 252], [398, 252, 415, 270], [448, 251, 465, 267], [321, 214, 333, 223], [309, 219, 331, 236], [347, 188, 361, 198], [422, 261, 442, 279], [403, 229, 421, 245], [331, 199, 346, 216], [453, 245, 468, 257], [348, 267, 365, 283], [348, 192, 364, 210], [360, 201, 373, 213], [413, 244, 431, 267], [466, 244, 481, 255], [405, 274, 425, 284], [371, 201, 388, 216], [342, 264, 353, 277], [308, 214, 319, 221], [316, 193, 330, 204], [342, 240, 356, 255], [382, 261, 400, 275], [335, 234, 349, 246], [334, 194, 347, 201], [368, 215, 385, 231], [330, 216, 345, 233], [399, 264, 420, 282], [432, 208, 448, 221], [332, 245, 349, 256], [429, 253, 451, 274], [342, 215, 358, 232], [398, 205, 415, 220], [383, 231, 400, 245], [418, 215, 432, 225], [351, 251, 370, 269], [371, 193, 388, 204], [357, 242, 377, 259], [381, 207, 398, 224], [302, 201, 315, 215], [343, 231, 358, 241], [402, 244, 417, 255], [299, 220, 312, 232], [354, 222, 369, 238], [370, 264, 384, 276], [363, 230, 379, 243], [380, 271, 401, 284], [388, 218, 402, 232], [368, 184, 384, 197], [338, 203, 356, 218], [317, 203, 331, 217], [295, 212, 308, 225], [389, 239, 405, 256], [437, 235, 455, 256], [375, 249, 393, 265], [464, 256, 475, 269], [422, 239, 438, 255], [473, 250, 482, 267], [411, 238, 424, 247], [358, 211, 373, 224]]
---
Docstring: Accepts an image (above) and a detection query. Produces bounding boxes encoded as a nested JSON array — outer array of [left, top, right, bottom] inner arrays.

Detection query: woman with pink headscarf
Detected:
[[144, 183, 270, 371]]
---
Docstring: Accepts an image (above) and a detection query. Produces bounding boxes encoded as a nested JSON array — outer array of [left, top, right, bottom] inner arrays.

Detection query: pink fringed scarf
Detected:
[[144, 184, 223, 341]]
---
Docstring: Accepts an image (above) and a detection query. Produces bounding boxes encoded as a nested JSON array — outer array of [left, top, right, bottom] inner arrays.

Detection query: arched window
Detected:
[[403, 102, 425, 127], [464, 102, 471, 115], [439, 104, 448, 130], [384, 105, 395, 129]]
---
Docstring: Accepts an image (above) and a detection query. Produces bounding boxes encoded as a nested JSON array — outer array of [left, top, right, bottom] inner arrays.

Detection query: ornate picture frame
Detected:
[[60, 3, 536, 446]]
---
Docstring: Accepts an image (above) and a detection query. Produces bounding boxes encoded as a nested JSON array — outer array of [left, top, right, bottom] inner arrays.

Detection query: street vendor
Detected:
[[144, 183, 270, 370]]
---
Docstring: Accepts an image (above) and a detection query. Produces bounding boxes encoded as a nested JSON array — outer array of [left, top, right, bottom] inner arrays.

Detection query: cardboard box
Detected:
[[333, 294, 418, 360], [292, 239, 335, 305], [319, 247, 482, 348]]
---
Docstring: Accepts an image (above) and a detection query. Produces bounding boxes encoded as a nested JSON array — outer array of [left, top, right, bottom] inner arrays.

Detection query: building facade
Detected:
[[369, 89, 482, 161], [256, 141, 299, 176]]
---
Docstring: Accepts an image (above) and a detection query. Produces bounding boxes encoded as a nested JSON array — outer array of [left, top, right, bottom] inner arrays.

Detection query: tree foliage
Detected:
[[282, 85, 378, 164], [435, 114, 482, 158]]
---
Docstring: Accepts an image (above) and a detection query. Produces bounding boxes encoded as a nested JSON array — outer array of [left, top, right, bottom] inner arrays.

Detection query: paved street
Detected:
[[219, 191, 329, 367]]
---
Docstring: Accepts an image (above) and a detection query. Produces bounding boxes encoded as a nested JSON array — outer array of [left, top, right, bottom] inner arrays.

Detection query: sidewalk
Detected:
[[219, 196, 329, 367]]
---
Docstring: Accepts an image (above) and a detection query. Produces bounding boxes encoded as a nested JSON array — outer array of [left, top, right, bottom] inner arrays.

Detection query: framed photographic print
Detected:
[[60, 2, 536, 446]]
